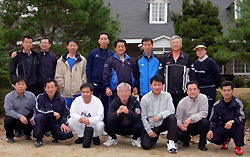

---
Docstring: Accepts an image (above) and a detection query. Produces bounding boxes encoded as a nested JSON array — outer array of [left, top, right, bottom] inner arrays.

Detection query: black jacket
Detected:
[[160, 51, 195, 95], [107, 95, 142, 125], [36, 51, 57, 84], [36, 92, 70, 125], [9, 49, 39, 87]]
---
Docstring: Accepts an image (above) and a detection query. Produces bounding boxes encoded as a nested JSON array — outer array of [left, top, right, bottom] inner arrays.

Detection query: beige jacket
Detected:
[[55, 52, 87, 98]]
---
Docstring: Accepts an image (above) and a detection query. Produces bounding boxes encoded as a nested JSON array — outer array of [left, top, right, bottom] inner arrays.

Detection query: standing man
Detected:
[[140, 75, 178, 153], [161, 35, 195, 109], [9, 36, 39, 94], [4, 76, 36, 143], [68, 83, 104, 148], [36, 37, 57, 95], [33, 78, 73, 147], [103, 83, 142, 147], [11, 37, 57, 95], [176, 80, 209, 151], [194, 42, 221, 119], [86, 31, 114, 125], [207, 81, 245, 156], [134, 37, 162, 100], [103, 39, 134, 103], [55, 39, 87, 108]]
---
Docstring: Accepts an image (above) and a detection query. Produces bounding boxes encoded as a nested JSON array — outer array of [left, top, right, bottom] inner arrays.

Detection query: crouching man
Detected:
[[140, 75, 178, 153], [33, 78, 73, 147], [68, 83, 104, 148], [104, 82, 142, 147], [4, 76, 36, 143], [176, 80, 209, 151], [207, 81, 246, 156]]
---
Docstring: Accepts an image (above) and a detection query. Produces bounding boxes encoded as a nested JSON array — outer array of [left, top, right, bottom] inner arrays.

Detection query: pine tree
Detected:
[[171, 0, 223, 62], [214, 0, 250, 64], [0, 23, 11, 88], [0, 0, 120, 57]]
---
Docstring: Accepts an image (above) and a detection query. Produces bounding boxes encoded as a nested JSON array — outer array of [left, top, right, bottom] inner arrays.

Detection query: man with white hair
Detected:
[[161, 35, 195, 109], [103, 82, 142, 147]]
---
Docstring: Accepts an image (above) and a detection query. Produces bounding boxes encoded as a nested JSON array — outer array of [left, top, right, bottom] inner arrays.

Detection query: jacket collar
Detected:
[[167, 51, 184, 59], [218, 96, 237, 108], [62, 52, 82, 63], [143, 51, 154, 59], [114, 53, 130, 61]]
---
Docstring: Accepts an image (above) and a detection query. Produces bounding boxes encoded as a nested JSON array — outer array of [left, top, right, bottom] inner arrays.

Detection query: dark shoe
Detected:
[[93, 137, 100, 145], [14, 130, 23, 137], [75, 137, 83, 144], [44, 131, 50, 137], [183, 142, 190, 147], [198, 145, 208, 151], [52, 137, 58, 143], [34, 140, 43, 147], [25, 135, 32, 140], [7, 137, 14, 143], [83, 126, 93, 148]]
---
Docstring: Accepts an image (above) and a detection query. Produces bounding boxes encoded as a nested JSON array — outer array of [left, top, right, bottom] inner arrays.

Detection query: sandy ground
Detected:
[[0, 88, 250, 157]]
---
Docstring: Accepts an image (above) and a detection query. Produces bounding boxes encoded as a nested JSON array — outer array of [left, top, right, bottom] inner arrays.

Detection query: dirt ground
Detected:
[[0, 88, 250, 157]]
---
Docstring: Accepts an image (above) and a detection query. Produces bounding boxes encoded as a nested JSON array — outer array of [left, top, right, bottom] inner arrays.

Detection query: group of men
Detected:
[[4, 32, 246, 155]]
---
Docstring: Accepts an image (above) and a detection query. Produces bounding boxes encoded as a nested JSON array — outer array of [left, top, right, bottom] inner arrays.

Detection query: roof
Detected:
[[104, 0, 233, 40]]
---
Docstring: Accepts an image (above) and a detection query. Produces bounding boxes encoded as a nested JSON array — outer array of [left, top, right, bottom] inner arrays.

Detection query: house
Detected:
[[103, 0, 250, 81]]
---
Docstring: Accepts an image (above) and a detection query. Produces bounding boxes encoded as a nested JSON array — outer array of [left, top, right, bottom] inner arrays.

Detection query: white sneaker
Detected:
[[167, 140, 178, 154], [103, 136, 118, 146], [132, 137, 141, 147], [102, 131, 108, 136]]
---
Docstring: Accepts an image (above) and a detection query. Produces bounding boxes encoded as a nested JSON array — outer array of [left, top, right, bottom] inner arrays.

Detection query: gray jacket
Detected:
[[176, 93, 208, 126], [140, 91, 175, 134]]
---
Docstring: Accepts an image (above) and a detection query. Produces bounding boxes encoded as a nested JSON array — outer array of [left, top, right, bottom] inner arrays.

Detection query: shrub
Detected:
[[246, 80, 250, 87], [232, 78, 245, 88]]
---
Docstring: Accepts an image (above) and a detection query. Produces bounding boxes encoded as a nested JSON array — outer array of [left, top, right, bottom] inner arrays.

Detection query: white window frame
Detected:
[[234, 0, 242, 19], [218, 65, 224, 74], [233, 60, 250, 75], [149, 0, 168, 24]]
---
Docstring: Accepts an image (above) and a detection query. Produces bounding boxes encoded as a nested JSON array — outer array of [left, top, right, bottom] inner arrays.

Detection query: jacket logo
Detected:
[[167, 62, 170, 64], [135, 108, 141, 114], [81, 111, 92, 117], [127, 62, 130, 65], [141, 64, 144, 66], [95, 54, 99, 58], [104, 64, 108, 67]]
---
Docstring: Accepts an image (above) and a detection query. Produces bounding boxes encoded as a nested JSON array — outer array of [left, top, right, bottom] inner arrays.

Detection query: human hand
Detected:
[[60, 124, 72, 133], [11, 51, 17, 58], [106, 88, 112, 97], [20, 115, 28, 125], [184, 117, 192, 126], [224, 120, 233, 130], [152, 115, 160, 123], [207, 130, 213, 140], [149, 131, 157, 138], [54, 112, 60, 120]]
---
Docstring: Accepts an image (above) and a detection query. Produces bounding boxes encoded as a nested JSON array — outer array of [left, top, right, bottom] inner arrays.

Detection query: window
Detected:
[[149, 0, 169, 24], [233, 60, 250, 75], [218, 65, 224, 74], [234, 0, 242, 19]]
